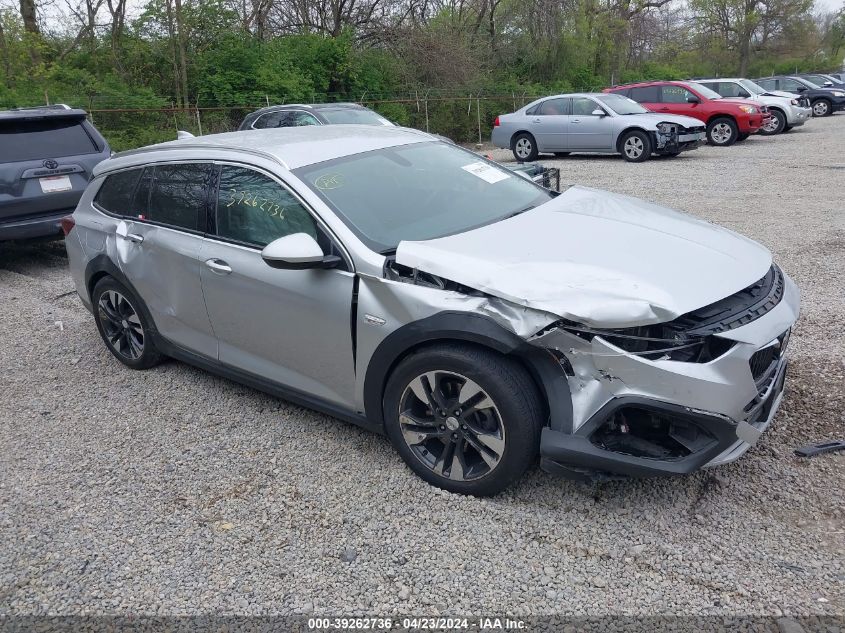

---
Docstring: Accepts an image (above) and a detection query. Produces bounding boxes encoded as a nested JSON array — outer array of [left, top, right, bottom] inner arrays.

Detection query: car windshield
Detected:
[[689, 83, 722, 100], [740, 79, 765, 95], [595, 94, 649, 115], [294, 142, 554, 253], [319, 109, 392, 126], [0, 118, 97, 163]]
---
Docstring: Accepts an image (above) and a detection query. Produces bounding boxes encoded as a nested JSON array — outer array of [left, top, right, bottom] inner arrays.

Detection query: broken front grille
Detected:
[[669, 264, 784, 337], [750, 345, 778, 382], [749, 330, 789, 385]]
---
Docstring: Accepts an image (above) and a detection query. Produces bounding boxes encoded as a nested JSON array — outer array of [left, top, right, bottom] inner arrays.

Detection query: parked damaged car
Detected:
[[64, 126, 799, 496], [491, 93, 705, 163], [605, 81, 768, 146], [694, 78, 812, 135]]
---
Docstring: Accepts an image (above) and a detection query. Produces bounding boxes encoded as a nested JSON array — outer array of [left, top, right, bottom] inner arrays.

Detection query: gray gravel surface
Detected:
[[1, 116, 844, 618]]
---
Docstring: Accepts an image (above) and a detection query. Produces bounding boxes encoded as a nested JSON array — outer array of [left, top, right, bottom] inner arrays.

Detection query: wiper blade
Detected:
[[505, 205, 535, 219]]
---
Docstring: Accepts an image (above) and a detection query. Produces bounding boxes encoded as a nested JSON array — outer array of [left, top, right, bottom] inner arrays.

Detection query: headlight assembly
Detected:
[[739, 105, 757, 114]]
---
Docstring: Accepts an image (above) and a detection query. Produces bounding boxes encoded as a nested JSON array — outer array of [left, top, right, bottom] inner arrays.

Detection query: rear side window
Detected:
[[0, 118, 98, 163], [146, 164, 213, 232], [757, 79, 777, 90], [629, 86, 660, 102], [715, 82, 747, 97], [253, 111, 292, 129], [95, 169, 143, 216], [536, 98, 568, 115]]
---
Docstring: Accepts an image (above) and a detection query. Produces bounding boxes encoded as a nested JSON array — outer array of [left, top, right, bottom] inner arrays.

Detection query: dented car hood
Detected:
[[394, 186, 772, 328]]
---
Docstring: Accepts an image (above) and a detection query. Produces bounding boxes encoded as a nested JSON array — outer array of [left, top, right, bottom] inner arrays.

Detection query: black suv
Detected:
[[0, 105, 111, 241], [754, 76, 845, 117], [239, 103, 393, 130]]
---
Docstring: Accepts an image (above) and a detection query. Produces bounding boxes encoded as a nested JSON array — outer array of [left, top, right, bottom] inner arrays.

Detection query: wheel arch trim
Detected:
[[84, 254, 160, 334], [616, 127, 652, 152], [362, 311, 574, 433]]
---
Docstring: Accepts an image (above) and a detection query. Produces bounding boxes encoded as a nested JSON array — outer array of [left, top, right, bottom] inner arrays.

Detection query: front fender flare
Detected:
[[362, 311, 574, 433]]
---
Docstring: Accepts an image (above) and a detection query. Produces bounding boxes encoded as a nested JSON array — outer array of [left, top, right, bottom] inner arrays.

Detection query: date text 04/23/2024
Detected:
[[307, 617, 527, 630]]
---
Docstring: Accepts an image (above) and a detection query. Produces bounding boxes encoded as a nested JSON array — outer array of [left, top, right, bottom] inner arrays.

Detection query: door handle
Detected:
[[205, 259, 232, 274], [119, 232, 144, 244], [533, 118, 541, 123], [571, 119, 581, 124]]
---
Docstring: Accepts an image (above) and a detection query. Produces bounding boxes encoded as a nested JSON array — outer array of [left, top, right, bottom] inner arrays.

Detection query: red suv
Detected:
[[603, 81, 767, 146]]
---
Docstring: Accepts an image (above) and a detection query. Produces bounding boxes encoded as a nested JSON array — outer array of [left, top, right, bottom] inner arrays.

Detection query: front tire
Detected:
[[383, 344, 544, 496], [92, 277, 163, 369], [812, 99, 832, 117], [511, 132, 539, 162], [619, 130, 652, 162], [706, 117, 738, 146], [760, 109, 786, 135]]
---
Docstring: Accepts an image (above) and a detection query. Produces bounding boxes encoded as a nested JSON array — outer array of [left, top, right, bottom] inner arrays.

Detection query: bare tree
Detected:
[[19, 0, 38, 33]]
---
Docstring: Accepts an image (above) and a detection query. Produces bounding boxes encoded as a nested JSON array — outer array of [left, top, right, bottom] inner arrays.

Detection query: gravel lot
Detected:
[[1, 115, 844, 620]]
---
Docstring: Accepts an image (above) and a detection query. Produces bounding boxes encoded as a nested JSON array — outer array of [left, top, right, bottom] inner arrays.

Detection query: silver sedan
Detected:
[[492, 93, 706, 162]]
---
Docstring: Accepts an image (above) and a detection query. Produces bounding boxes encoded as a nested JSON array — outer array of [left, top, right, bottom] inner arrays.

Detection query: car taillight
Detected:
[[60, 215, 75, 236], [494, 116, 500, 127]]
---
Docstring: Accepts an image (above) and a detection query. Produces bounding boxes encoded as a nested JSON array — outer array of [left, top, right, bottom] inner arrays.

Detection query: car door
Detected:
[[756, 78, 779, 92], [105, 163, 218, 357], [781, 78, 807, 94], [627, 86, 661, 111], [567, 97, 613, 150], [657, 85, 700, 117], [527, 98, 570, 150], [252, 110, 295, 129], [289, 111, 321, 126], [199, 163, 357, 408]]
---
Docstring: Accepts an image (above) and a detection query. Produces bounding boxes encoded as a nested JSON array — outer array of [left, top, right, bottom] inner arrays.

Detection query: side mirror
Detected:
[[823, 81, 833, 87], [591, 108, 607, 116], [686, 95, 700, 104], [261, 233, 341, 270], [738, 91, 750, 98], [796, 86, 807, 92]]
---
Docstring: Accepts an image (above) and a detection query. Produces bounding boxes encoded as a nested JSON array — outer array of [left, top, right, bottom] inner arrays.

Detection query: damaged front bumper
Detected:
[[654, 123, 706, 155], [534, 267, 799, 481]]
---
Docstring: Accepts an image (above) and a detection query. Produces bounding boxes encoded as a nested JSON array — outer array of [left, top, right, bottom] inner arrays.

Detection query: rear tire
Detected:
[[619, 130, 652, 162], [92, 277, 163, 370], [383, 343, 544, 496], [511, 132, 539, 162], [760, 109, 786, 135], [706, 117, 738, 146]]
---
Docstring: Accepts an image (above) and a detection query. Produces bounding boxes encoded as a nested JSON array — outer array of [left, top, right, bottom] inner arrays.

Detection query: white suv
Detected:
[[695, 78, 812, 135]]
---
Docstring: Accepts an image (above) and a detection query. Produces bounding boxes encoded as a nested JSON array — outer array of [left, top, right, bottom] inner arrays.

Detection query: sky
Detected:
[[818, 0, 843, 12]]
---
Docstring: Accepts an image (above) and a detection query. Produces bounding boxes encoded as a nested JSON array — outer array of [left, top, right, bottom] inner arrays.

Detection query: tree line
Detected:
[[1, 0, 843, 144]]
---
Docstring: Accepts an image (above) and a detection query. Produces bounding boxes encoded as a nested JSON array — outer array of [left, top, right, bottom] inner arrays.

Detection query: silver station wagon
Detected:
[[64, 126, 799, 496]]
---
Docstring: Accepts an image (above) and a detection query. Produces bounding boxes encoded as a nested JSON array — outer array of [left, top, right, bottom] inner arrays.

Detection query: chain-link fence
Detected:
[[8, 87, 613, 151], [21, 90, 589, 151]]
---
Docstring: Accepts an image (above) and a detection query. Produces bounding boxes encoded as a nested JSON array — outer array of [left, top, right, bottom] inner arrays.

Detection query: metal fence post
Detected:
[[195, 102, 203, 136], [424, 91, 429, 133], [476, 94, 482, 145]]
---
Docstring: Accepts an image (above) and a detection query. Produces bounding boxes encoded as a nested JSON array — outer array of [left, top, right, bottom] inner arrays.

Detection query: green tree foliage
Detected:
[[0, 0, 840, 148]]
